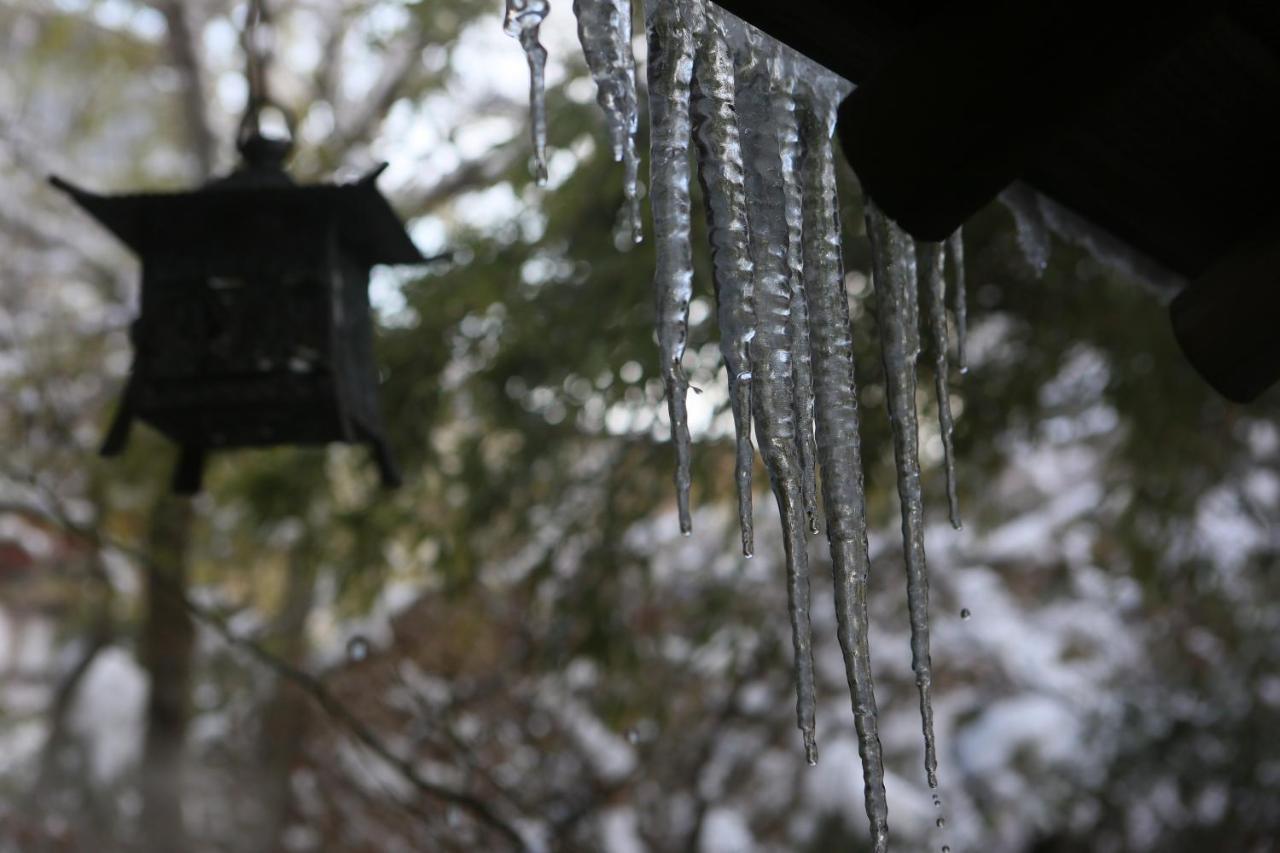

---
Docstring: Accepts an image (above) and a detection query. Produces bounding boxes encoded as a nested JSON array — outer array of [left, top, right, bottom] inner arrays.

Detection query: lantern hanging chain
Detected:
[[241, 0, 276, 131]]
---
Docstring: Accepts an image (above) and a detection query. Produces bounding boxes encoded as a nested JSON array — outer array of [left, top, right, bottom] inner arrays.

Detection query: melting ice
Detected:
[[573, 0, 645, 241], [504, 0, 551, 185], [502, 0, 974, 848]]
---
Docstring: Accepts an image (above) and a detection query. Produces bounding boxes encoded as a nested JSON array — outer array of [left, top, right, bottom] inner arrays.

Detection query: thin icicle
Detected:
[[690, 4, 756, 556], [947, 228, 967, 373], [921, 242, 961, 529], [619, 0, 643, 245], [1002, 185, 1051, 276], [732, 25, 818, 764], [798, 80, 889, 851], [572, 0, 630, 162], [572, 0, 644, 242], [866, 200, 939, 789], [645, 0, 702, 534], [622, 123, 644, 244], [771, 54, 819, 535], [504, 0, 550, 185]]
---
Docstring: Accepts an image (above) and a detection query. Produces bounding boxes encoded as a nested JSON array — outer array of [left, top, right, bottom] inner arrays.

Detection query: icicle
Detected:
[[572, 0, 644, 242], [504, 0, 550, 185], [946, 228, 967, 373], [645, 0, 702, 534], [771, 54, 819, 536], [1014, 214, 1050, 274], [618, 0, 643, 245], [622, 124, 645, 245], [1002, 184, 1051, 275], [732, 25, 818, 764], [573, 0, 629, 164], [689, 4, 756, 556], [865, 200, 939, 789], [920, 242, 961, 529], [797, 77, 889, 852]]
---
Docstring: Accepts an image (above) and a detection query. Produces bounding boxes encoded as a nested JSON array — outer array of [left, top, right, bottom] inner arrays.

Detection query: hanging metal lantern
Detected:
[[49, 2, 432, 494], [50, 136, 427, 494]]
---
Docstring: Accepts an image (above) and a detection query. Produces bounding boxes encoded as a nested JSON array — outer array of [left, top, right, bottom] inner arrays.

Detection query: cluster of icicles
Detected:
[[505, 0, 968, 848]]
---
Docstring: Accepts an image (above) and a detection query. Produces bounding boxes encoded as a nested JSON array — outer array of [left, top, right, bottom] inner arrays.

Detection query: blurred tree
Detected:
[[0, 1, 1277, 852]]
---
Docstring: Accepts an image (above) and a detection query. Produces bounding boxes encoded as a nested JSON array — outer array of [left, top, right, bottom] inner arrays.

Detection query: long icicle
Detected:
[[690, 4, 756, 556], [503, 0, 550, 185], [732, 24, 818, 764], [866, 200, 939, 789], [619, 0, 643, 245], [921, 242, 961, 529], [572, 0, 644, 242], [645, 0, 701, 534], [772, 54, 820, 536], [798, 79, 889, 851], [947, 228, 967, 372]]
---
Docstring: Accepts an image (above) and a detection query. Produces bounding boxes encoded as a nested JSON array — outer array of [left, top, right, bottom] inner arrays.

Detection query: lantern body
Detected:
[[52, 161, 424, 492]]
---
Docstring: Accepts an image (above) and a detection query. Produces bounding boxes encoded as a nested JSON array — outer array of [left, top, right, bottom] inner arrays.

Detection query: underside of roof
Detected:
[[712, 0, 1280, 402]]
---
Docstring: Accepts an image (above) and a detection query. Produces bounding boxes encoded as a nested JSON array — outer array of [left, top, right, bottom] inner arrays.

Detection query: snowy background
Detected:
[[3, 1, 1279, 851]]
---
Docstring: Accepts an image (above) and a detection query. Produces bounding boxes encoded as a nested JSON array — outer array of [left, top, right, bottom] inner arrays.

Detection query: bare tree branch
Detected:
[[396, 140, 528, 218], [30, 596, 113, 798], [327, 24, 432, 160], [312, 8, 349, 112], [680, 666, 763, 853], [0, 201, 129, 290], [0, 471, 532, 852], [155, 1, 217, 180]]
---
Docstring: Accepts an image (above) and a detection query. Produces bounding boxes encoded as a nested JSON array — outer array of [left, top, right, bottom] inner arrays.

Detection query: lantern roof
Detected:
[[49, 162, 427, 268]]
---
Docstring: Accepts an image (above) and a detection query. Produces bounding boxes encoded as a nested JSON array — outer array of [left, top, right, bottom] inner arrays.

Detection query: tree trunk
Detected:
[[139, 493, 195, 852], [256, 535, 318, 851]]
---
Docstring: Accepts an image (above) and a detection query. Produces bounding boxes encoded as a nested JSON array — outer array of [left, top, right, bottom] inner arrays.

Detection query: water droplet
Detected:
[[936, 817, 946, 828], [960, 608, 971, 620], [347, 636, 370, 662]]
